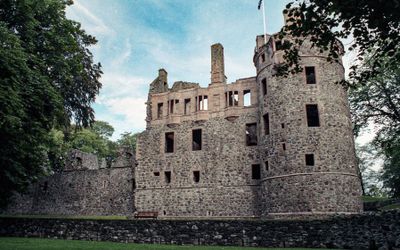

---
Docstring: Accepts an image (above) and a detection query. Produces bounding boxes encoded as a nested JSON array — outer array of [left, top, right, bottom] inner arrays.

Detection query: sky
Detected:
[[66, 0, 373, 147], [66, 0, 292, 140]]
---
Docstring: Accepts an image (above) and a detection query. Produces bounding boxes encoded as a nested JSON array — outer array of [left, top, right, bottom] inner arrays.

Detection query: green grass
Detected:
[[0, 214, 128, 220], [0, 237, 326, 250], [380, 203, 400, 211], [361, 196, 389, 202]]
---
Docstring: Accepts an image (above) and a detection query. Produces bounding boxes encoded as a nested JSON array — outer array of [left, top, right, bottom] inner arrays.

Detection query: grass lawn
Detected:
[[361, 196, 389, 202], [0, 237, 325, 250]]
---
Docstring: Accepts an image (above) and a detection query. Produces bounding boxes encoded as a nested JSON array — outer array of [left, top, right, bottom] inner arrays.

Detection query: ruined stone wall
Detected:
[[254, 37, 363, 216], [3, 167, 134, 216], [136, 113, 261, 217], [1, 211, 399, 248], [3, 149, 136, 216]]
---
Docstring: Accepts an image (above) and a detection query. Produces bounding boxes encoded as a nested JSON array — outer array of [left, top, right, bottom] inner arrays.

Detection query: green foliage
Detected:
[[0, 0, 102, 206], [0, 238, 327, 250], [350, 58, 400, 198], [117, 132, 138, 151], [279, 1, 400, 85]]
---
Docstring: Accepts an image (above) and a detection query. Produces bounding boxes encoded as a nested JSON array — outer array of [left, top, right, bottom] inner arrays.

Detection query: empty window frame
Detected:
[[192, 129, 202, 151], [243, 90, 251, 107], [306, 104, 320, 127], [184, 98, 191, 115], [198, 95, 208, 110], [153, 171, 160, 176], [262, 78, 267, 96], [305, 154, 315, 166], [305, 66, 316, 84], [165, 132, 174, 153], [282, 143, 286, 151], [246, 123, 258, 146], [157, 103, 163, 119], [261, 53, 266, 62], [169, 100, 174, 114], [252, 164, 261, 180], [193, 171, 200, 183], [226, 91, 239, 107], [165, 171, 171, 184], [265, 161, 269, 171], [263, 113, 270, 135], [275, 40, 283, 51]]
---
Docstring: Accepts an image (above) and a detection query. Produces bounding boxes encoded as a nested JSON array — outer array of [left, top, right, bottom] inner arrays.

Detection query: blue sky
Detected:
[[66, 0, 292, 139]]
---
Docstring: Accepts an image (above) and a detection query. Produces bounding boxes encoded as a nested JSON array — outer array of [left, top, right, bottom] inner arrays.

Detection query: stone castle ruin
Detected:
[[3, 14, 363, 219]]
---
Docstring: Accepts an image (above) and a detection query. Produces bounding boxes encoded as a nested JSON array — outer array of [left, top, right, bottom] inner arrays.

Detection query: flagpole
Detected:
[[262, 0, 267, 44]]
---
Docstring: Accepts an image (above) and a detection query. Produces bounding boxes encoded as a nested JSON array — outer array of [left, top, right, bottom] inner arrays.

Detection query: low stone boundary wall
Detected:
[[0, 211, 399, 249]]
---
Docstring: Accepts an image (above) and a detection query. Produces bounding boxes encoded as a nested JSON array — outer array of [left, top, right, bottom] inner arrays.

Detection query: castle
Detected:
[[3, 14, 363, 219]]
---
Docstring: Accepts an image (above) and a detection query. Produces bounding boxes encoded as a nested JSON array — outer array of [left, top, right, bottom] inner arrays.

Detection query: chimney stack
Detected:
[[210, 43, 226, 84]]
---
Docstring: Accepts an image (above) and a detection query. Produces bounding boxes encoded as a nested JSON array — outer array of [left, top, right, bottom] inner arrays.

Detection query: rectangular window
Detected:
[[275, 40, 283, 50], [252, 164, 261, 180], [261, 53, 266, 62], [193, 171, 200, 183], [192, 129, 202, 151], [233, 91, 239, 106], [263, 113, 270, 135], [169, 100, 174, 114], [306, 104, 320, 127], [246, 123, 258, 146], [265, 161, 269, 171], [165, 132, 174, 153], [281, 123, 285, 129], [198, 95, 208, 110], [153, 171, 160, 176], [262, 78, 267, 95], [195, 97, 198, 111], [282, 143, 286, 151], [184, 98, 191, 115], [157, 103, 163, 119], [165, 171, 171, 184], [243, 90, 251, 107], [305, 66, 316, 84], [306, 154, 315, 166]]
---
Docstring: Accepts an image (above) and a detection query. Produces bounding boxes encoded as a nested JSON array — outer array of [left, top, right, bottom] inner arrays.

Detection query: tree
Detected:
[[0, 0, 102, 206], [278, 0, 400, 86], [117, 132, 138, 151], [349, 59, 400, 198]]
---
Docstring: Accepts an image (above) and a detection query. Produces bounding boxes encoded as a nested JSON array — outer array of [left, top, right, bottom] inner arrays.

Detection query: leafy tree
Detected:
[[278, 0, 400, 85], [0, 0, 102, 206], [92, 120, 115, 139], [350, 59, 400, 197], [117, 132, 138, 151]]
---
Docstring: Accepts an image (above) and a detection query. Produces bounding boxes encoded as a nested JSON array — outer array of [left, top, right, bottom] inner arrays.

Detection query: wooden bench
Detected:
[[134, 211, 158, 219]]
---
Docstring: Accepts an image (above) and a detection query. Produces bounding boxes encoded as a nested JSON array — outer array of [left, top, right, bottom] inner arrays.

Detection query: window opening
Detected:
[[252, 164, 261, 179], [263, 113, 270, 135], [184, 98, 191, 115], [165, 171, 171, 184], [192, 129, 202, 151], [305, 66, 316, 84], [306, 104, 320, 127], [261, 53, 266, 62], [262, 78, 267, 96], [157, 103, 163, 119], [243, 90, 251, 107], [275, 40, 283, 50], [193, 171, 200, 183], [246, 123, 258, 146], [306, 154, 315, 166], [165, 132, 174, 153], [265, 161, 269, 171], [169, 100, 174, 114], [154, 172, 160, 176], [282, 143, 286, 151]]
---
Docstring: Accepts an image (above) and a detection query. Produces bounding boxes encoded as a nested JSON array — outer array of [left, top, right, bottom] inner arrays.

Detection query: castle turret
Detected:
[[253, 11, 363, 218], [210, 43, 226, 85]]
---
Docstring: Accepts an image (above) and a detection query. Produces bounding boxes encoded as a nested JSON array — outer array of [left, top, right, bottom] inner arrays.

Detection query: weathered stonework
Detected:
[[135, 15, 363, 218], [3, 149, 135, 216]]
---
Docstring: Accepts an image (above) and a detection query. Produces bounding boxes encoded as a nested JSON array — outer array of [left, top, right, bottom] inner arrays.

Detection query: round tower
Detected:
[[254, 19, 363, 218]]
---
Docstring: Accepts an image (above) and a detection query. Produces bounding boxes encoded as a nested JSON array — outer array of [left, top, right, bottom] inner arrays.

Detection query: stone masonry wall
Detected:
[[2, 167, 134, 216], [0, 211, 399, 249], [136, 114, 262, 218]]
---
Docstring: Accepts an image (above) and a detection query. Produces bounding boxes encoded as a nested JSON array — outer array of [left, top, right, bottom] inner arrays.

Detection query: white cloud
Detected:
[[67, 1, 115, 36]]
